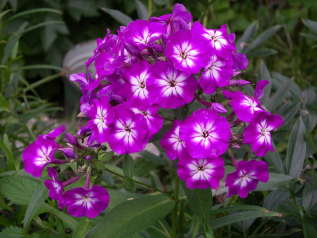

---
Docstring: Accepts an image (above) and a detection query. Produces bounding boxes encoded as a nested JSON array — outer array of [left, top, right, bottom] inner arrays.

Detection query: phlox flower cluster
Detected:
[[22, 3, 283, 218]]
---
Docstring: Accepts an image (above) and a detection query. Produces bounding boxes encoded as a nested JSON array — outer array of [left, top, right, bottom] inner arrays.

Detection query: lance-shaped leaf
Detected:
[[101, 8, 132, 25], [87, 194, 174, 238]]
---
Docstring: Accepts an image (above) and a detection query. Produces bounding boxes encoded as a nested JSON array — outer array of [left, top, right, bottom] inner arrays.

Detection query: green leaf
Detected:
[[266, 80, 290, 111], [185, 188, 211, 221], [23, 185, 47, 229], [237, 21, 258, 51], [0, 175, 40, 205], [256, 173, 293, 191], [43, 204, 78, 230], [286, 116, 307, 177], [40, 16, 68, 51], [0, 93, 9, 112], [1, 22, 28, 64], [245, 25, 282, 53], [107, 189, 140, 211], [303, 218, 317, 238], [62, 40, 96, 74], [248, 48, 278, 57], [265, 151, 284, 174], [67, 0, 99, 21], [135, 0, 148, 19], [0, 226, 25, 238], [7, 8, 62, 22], [72, 218, 91, 238], [209, 209, 282, 229], [303, 19, 317, 34], [0, 134, 15, 170], [101, 8, 133, 25], [87, 194, 175, 238]]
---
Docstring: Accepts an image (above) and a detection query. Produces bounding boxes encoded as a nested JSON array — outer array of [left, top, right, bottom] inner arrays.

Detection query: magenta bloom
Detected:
[[226, 160, 269, 198], [123, 20, 163, 50], [86, 98, 113, 143], [94, 33, 123, 78], [108, 106, 148, 154], [192, 22, 234, 55], [224, 91, 265, 123], [244, 112, 284, 156], [180, 109, 231, 158], [22, 126, 65, 177], [44, 167, 63, 200], [150, 3, 192, 37], [165, 30, 211, 74], [199, 55, 233, 94], [151, 61, 197, 109], [63, 185, 110, 219], [177, 155, 224, 189], [124, 61, 154, 104], [160, 120, 188, 160], [130, 103, 163, 136]]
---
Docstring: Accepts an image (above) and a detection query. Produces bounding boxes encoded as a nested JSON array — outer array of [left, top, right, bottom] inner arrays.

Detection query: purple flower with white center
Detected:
[[44, 167, 63, 200], [177, 155, 224, 189], [165, 30, 211, 74], [244, 112, 284, 156], [124, 61, 154, 104], [123, 20, 163, 50], [224, 91, 265, 123], [151, 61, 197, 109], [199, 55, 233, 94], [160, 120, 188, 160], [180, 109, 231, 158], [108, 106, 148, 154], [192, 22, 234, 55], [63, 185, 110, 218], [130, 103, 163, 136], [22, 126, 65, 177], [86, 98, 113, 143], [225, 160, 269, 198]]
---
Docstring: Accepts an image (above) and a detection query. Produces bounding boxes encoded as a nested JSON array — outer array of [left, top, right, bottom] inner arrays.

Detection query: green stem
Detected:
[[147, 0, 153, 18], [103, 165, 163, 193], [172, 176, 180, 238]]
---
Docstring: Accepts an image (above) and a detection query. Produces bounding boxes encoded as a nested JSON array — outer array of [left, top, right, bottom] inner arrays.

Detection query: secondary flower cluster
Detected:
[[22, 126, 109, 218], [22, 3, 283, 218]]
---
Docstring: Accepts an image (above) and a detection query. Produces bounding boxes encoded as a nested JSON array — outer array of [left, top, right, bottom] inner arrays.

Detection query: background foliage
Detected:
[[0, 0, 317, 237]]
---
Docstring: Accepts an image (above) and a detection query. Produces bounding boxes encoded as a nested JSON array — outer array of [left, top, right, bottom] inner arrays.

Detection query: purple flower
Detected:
[[224, 91, 265, 123], [177, 155, 224, 189], [86, 98, 113, 143], [150, 3, 192, 37], [180, 109, 231, 158], [130, 103, 163, 136], [22, 126, 65, 177], [63, 185, 110, 218], [44, 167, 63, 200], [122, 20, 163, 50], [94, 33, 123, 77], [225, 160, 269, 198], [243, 112, 284, 156], [165, 30, 211, 74], [108, 105, 148, 154], [192, 22, 235, 55], [124, 61, 154, 104], [199, 55, 233, 94], [160, 120, 188, 160], [151, 61, 197, 109]]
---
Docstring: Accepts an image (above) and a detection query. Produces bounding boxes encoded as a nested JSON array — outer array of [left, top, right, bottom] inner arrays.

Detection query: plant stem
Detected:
[[172, 175, 180, 238], [103, 165, 163, 193]]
